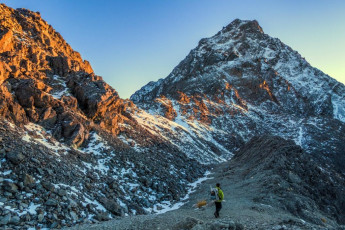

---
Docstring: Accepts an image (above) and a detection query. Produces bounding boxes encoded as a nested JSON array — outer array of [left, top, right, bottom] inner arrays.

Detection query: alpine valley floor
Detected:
[[65, 164, 331, 230], [66, 136, 345, 230]]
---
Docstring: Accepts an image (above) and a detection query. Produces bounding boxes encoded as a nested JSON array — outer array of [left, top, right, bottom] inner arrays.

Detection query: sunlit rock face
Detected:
[[0, 3, 131, 145], [0, 4, 208, 228], [132, 19, 345, 171]]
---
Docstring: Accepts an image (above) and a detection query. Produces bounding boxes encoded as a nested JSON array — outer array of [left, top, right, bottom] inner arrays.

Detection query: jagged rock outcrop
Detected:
[[66, 73, 130, 135], [0, 4, 93, 76], [0, 3, 133, 146]]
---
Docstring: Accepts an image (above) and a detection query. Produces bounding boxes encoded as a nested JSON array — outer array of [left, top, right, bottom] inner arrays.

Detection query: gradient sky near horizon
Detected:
[[2, 0, 345, 99]]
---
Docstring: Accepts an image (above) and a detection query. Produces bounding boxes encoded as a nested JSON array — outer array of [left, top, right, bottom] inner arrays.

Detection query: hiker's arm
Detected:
[[219, 190, 224, 201]]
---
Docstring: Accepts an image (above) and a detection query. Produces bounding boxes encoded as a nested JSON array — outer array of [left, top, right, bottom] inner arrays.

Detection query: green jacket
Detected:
[[216, 187, 224, 202]]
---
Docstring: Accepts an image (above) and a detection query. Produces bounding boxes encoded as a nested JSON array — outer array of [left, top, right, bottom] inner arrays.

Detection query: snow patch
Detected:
[[151, 171, 212, 214], [81, 132, 111, 156], [295, 127, 303, 146], [22, 123, 69, 156], [50, 75, 71, 99], [332, 95, 345, 123]]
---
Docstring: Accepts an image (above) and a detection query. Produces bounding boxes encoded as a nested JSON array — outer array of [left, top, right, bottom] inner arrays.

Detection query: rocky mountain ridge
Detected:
[[131, 19, 345, 171], [0, 4, 209, 229], [0, 3, 344, 229]]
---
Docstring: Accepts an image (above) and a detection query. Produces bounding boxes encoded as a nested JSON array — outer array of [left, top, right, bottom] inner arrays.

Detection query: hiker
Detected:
[[213, 183, 224, 218]]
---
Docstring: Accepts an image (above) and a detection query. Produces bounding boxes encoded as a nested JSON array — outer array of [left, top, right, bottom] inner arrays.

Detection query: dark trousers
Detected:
[[214, 201, 222, 217]]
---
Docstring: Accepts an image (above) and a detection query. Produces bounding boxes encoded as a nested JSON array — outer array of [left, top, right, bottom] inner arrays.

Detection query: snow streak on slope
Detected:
[[150, 171, 212, 214], [129, 107, 228, 164]]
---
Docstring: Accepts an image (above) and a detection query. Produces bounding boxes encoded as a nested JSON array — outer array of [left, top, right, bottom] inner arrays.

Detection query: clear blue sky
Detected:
[[2, 0, 345, 98]]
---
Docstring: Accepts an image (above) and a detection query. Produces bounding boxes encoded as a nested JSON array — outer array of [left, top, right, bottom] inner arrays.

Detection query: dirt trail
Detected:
[[66, 161, 326, 230]]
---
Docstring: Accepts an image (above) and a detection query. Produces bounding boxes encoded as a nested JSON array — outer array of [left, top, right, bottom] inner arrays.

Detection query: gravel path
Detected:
[[69, 164, 322, 230], [65, 162, 327, 230]]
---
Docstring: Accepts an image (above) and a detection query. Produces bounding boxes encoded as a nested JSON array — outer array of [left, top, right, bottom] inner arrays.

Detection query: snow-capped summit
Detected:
[[131, 19, 345, 171]]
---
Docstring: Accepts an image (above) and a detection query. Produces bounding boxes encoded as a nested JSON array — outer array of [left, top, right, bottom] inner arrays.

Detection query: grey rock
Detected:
[[99, 198, 122, 216], [15, 194, 23, 200], [4, 191, 12, 197], [191, 224, 206, 230], [208, 221, 229, 229], [31, 157, 40, 164], [108, 181, 117, 189], [18, 181, 24, 190], [37, 213, 44, 222], [50, 221, 59, 228], [46, 169, 54, 175], [23, 174, 35, 186], [272, 225, 287, 230], [3, 181, 19, 193], [41, 181, 55, 192], [173, 217, 200, 230], [45, 198, 58, 206], [36, 168, 44, 175], [23, 214, 31, 222], [287, 172, 301, 184], [0, 214, 11, 226], [83, 218, 92, 224], [68, 199, 78, 208], [228, 221, 236, 230], [94, 212, 110, 221], [139, 198, 151, 208], [57, 189, 67, 197], [70, 211, 78, 221], [235, 223, 245, 230], [6, 151, 25, 164], [9, 215, 20, 225]]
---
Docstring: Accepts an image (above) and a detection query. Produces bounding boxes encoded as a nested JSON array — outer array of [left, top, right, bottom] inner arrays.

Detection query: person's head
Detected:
[[216, 183, 220, 188]]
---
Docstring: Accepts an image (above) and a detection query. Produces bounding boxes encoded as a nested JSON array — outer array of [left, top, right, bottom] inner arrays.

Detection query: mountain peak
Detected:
[[0, 3, 93, 75], [221, 19, 264, 34], [131, 16, 345, 172]]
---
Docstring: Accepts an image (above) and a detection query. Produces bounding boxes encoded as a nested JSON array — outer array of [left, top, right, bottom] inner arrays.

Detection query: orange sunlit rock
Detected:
[[259, 80, 279, 103], [178, 91, 190, 104]]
